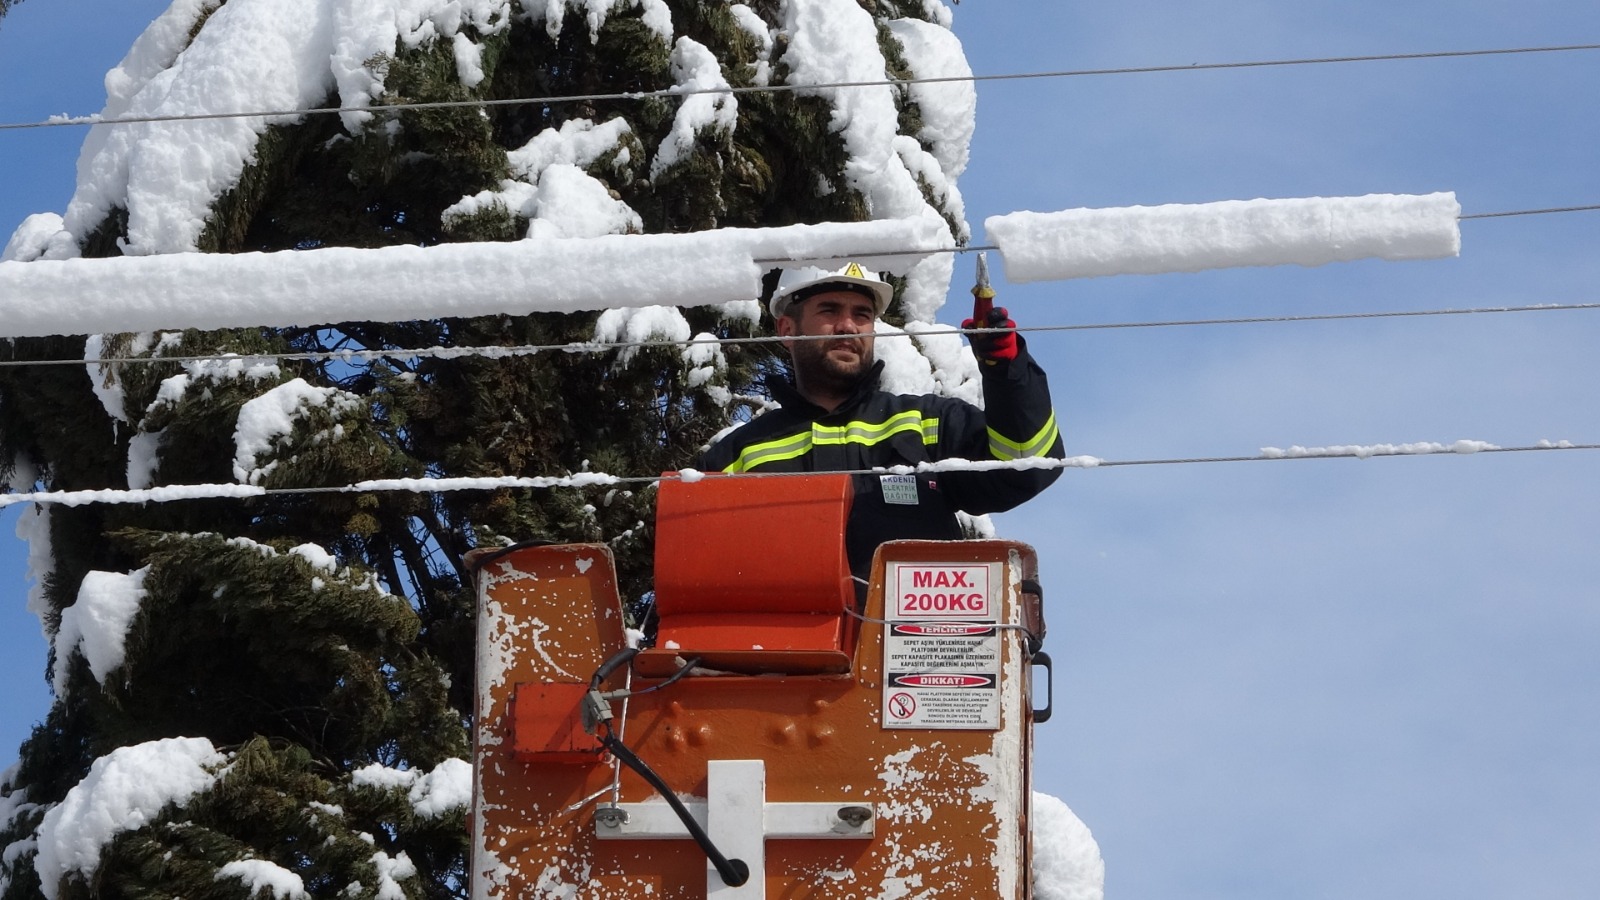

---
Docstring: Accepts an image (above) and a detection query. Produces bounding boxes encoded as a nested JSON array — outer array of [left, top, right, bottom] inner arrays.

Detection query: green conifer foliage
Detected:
[[0, 2, 969, 898]]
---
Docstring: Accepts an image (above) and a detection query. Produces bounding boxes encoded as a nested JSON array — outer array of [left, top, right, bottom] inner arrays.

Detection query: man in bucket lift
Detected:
[[696, 260, 1064, 593]]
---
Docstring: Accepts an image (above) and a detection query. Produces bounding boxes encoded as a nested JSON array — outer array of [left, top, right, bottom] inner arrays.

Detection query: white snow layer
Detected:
[[1261, 439, 1498, 459], [350, 758, 471, 819], [52, 568, 149, 695], [34, 737, 229, 900], [3, 191, 1450, 337], [519, 0, 673, 45], [884, 18, 975, 181], [0, 218, 950, 338], [66, 0, 339, 256], [779, 0, 966, 321], [232, 378, 364, 484], [1032, 791, 1106, 900], [781, 0, 930, 222], [651, 37, 737, 178], [1, 0, 989, 330], [216, 858, 309, 900], [10, 485, 56, 642], [986, 192, 1461, 282], [443, 117, 642, 240]]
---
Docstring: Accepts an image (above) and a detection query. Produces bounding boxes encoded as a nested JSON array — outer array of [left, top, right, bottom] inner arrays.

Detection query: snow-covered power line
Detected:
[[1, 43, 1596, 133], [986, 194, 1460, 283], [2, 441, 1593, 509], [0, 193, 1460, 338], [3, 302, 1596, 370], [0, 217, 951, 339]]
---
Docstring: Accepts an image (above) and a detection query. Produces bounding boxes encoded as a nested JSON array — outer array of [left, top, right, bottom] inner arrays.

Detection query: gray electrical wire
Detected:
[[1, 43, 1596, 132], [2, 442, 1594, 508], [4, 300, 1595, 369]]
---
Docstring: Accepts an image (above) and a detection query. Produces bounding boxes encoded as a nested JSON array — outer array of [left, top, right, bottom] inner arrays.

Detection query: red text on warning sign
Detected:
[[893, 564, 992, 618]]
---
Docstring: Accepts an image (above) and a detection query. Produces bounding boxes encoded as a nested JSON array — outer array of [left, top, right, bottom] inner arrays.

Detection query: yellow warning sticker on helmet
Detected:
[[844, 262, 865, 279]]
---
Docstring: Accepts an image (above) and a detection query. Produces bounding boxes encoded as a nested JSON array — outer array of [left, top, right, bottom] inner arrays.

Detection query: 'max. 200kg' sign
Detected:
[[892, 563, 992, 617], [883, 562, 1001, 730]]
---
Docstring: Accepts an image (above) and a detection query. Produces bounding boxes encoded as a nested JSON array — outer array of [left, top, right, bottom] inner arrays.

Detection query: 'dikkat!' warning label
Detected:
[[882, 562, 1001, 730]]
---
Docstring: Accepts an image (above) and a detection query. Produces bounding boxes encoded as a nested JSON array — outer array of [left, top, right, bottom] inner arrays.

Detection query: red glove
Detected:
[[962, 306, 1018, 364]]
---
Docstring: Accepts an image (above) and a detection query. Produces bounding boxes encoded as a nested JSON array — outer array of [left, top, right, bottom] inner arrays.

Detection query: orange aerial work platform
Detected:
[[469, 473, 1051, 899]]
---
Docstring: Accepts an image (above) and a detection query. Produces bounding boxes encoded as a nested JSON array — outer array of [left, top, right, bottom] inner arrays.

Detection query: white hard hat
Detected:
[[769, 261, 894, 319]]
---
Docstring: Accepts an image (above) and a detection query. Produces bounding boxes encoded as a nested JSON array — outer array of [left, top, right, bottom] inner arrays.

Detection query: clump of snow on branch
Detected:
[[2, 213, 77, 262], [350, 759, 471, 819], [524, 165, 644, 238], [34, 738, 230, 900], [873, 321, 938, 397], [156, 356, 283, 405], [83, 331, 185, 424], [895, 247, 960, 335], [222, 535, 390, 594], [9, 460, 59, 644], [215, 859, 309, 900], [443, 118, 642, 240], [231, 378, 364, 485], [987, 193, 1461, 283], [51, 568, 149, 696], [652, 37, 737, 178], [65, 0, 340, 255], [885, 16, 975, 231], [369, 849, 418, 900], [1, 764, 41, 894], [917, 0, 955, 28], [333, 0, 512, 130], [122, 354, 280, 486], [905, 319, 983, 407], [781, 0, 925, 221], [1032, 791, 1106, 900], [518, 0, 672, 45], [594, 306, 693, 368], [683, 333, 729, 401], [779, 0, 967, 323], [728, 4, 774, 85], [508, 117, 635, 181]]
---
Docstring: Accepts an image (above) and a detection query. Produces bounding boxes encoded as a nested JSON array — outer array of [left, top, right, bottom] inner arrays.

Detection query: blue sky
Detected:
[[3, 2, 1599, 899]]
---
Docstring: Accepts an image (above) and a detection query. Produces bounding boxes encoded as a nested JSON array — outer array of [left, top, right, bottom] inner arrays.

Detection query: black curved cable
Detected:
[[586, 650, 748, 886], [598, 728, 751, 887]]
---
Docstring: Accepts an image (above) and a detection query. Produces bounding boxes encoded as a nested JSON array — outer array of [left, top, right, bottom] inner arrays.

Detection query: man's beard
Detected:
[[791, 334, 874, 397]]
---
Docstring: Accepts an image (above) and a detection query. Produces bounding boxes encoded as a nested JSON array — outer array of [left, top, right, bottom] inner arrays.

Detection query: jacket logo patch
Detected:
[[880, 474, 919, 506]]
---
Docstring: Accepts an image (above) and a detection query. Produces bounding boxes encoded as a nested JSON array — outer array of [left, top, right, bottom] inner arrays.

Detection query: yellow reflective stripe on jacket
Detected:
[[722, 430, 813, 472], [988, 410, 1060, 461], [813, 411, 938, 447], [720, 412, 940, 473]]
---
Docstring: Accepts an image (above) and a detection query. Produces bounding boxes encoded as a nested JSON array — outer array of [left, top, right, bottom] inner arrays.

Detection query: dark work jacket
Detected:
[[695, 339, 1064, 587]]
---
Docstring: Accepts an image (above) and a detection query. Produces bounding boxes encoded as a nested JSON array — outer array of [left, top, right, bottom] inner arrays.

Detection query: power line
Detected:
[[1459, 204, 1600, 219], [3, 300, 1594, 370], [2, 43, 1596, 133], [1, 441, 1593, 509]]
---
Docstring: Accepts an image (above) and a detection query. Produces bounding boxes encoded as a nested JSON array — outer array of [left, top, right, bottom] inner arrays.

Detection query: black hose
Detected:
[[590, 647, 640, 688], [599, 730, 751, 887]]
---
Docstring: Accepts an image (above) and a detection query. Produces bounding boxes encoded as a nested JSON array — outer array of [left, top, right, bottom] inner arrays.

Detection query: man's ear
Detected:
[[775, 313, 797, 351]]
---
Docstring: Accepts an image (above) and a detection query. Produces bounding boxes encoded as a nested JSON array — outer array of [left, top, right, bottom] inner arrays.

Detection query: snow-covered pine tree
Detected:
[[0, 1, 978, 897]]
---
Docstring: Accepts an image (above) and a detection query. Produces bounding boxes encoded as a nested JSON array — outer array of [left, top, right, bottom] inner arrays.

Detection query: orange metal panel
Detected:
[[653, 474, 854, 617], [472, 536, 1041, 900], [510, 681, 606, 764]]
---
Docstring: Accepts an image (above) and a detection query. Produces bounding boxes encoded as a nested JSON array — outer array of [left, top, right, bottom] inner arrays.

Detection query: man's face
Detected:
[[778, 289, 878, 395]]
